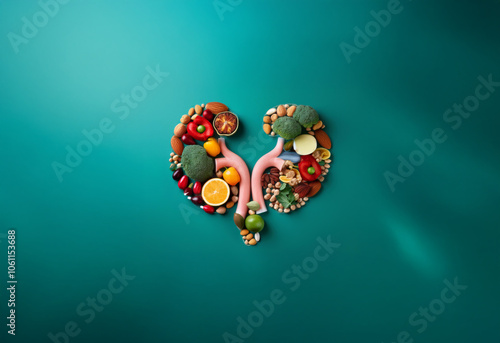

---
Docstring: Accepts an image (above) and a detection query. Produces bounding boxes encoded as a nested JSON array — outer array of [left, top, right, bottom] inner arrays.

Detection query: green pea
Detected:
[[307, 167, 315, 175], [197, 125, 205, 133]]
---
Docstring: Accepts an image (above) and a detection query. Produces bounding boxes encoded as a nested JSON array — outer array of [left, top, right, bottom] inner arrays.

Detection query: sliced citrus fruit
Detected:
[[201, 178, 230, 206], [314, 148, 331, 160], [279, 175, 292, 183]]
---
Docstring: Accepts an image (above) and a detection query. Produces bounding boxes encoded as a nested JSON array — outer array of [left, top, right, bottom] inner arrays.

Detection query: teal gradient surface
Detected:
[[1, 0, 499, 342]]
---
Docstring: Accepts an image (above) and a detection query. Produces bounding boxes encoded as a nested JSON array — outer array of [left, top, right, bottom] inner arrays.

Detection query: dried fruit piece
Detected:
[[214, 111, 239, 136]]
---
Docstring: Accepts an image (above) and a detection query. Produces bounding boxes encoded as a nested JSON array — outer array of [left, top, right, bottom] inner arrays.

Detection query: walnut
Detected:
[[289, 178, 298, 186], [285, 170, 295, 179]]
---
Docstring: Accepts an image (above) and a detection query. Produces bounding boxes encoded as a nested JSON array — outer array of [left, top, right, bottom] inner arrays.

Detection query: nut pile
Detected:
[[261, 103, 333, 213]]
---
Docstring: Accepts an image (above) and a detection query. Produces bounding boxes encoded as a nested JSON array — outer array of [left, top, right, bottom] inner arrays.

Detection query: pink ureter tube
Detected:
[[215, 138, 251, 230], [251, 138, 286, 214]]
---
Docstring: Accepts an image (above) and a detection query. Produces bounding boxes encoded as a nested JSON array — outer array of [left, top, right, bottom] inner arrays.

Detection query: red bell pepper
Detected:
[[298, 155, 321, 181], [187, 116, 214, 141]]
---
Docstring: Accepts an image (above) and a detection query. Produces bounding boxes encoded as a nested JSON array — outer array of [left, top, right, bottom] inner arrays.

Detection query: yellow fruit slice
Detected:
[[279, 176, 292, 183], [202, 178, 230, 206], [314, 148, 331, 160]]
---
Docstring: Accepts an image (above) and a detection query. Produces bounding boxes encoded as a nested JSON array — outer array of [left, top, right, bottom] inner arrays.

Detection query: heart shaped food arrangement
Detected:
[[170, 102, 332, 246]]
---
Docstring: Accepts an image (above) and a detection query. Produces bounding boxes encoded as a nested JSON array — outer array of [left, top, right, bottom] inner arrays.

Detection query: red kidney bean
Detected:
[[181, 134, 196, 145]]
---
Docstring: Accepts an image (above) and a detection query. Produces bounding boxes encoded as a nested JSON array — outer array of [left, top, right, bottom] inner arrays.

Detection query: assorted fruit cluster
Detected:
[[169, 102, 334, 247], [261, 104, 332, 213], [169, 102, 265, 246], [170, 102, 241, 212]]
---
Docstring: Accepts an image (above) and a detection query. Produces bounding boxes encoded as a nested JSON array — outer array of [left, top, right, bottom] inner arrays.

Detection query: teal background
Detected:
[[1, 0, 499, 342]]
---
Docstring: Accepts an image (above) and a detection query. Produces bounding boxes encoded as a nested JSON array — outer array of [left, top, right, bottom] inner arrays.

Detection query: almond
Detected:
[[314, 129, 331, 149], [188, 107, 195, 116], [287, 105, 296, 117], [174, 123, 186, 137], [277, 105, 286, 117], [171, 135, 184, 156], [180, 115, 191, 124], [195, 104, 202, 114], [206, 102, 228, 114], [294, 183, 311, 198], [307, 181, 321, 198], [263, 116, 271, 124], [263, 124, 271, 135]]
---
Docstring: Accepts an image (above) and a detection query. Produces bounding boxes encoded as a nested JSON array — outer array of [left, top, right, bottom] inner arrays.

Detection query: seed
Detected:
[[188, 107, 195, 116], [326, 159, 331, 163], [266, 188, 271, 194], [249, 239, 257, 246], [231, 186, 238, 195], [248, 210, 255, 215], [319, 176, 325, 182], [177, 163, 181, 168], [263, 116, 271, 124], [270, 195, 276, 202], [232, 196, 239, 203], [216, 207, 226, 214], [254, 232, 260, 242], [170, 152, 174, 157], [266, 107, 276, 115], [240, 229, 249, 236], [284, 208, 290, 213], [290, 205, 296, 211], [300, 201, 306, 206], [325, 164, 331, 169], [169, 158, 173, 162], [278, 208, 283, 213], [271, 114, 278, 122], [271, 132, 276, 136], [245, 233, 253, 240], [226, 201, 234, 209], [303, 197, 309, 201], [294, 193, 300, 200], [244, 240, 249, 245], [296, 204, 301, 209]]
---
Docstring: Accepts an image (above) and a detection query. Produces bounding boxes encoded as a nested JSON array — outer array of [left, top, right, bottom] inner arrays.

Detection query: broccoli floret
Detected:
[[293, 105, 319, 128], [182, 145, 214, 181], [273, 117, 302, 140]]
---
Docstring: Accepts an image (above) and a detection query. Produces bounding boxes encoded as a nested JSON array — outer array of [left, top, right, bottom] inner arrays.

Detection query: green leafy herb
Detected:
[[318, 160, 325, 166]]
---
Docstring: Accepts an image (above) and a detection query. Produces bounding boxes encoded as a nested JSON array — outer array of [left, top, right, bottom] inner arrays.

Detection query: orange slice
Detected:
[[201, 178, 230, 206], [279, 175, 292, 183]]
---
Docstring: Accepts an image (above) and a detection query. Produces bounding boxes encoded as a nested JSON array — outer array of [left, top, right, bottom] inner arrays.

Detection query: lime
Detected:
[[245, 214, 265, 233]]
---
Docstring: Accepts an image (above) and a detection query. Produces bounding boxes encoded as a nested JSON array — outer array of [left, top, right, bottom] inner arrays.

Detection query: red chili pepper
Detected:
[[298, 155, 321, 181], [187, 116, 214, 141]]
